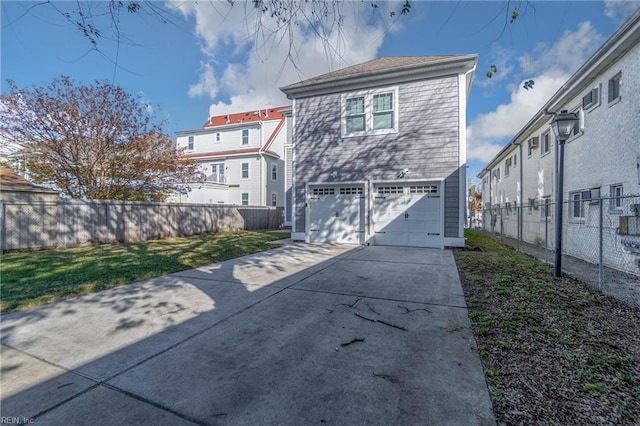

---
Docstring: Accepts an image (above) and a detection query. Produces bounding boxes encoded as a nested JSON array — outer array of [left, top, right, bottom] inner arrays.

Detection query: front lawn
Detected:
[[455, 229, 640, 425], [1, 230, 290, 313]]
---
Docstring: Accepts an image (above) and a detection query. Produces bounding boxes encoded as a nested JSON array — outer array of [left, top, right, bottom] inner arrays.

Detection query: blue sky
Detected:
[[2, 1, 639, 180]]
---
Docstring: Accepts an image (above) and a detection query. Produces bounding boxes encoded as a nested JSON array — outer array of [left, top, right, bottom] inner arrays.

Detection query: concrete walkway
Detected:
[[1, 244, 494, 425]]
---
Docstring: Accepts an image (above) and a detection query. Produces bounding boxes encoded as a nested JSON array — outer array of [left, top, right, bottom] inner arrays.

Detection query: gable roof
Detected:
[[0, 168, 58, 193], [203, 105, 290, 128], [280, 55, 477, 98]]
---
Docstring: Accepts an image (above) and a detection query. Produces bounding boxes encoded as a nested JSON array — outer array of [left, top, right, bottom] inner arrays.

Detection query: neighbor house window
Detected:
[[188, 135, 194, 150], [271, 193, 277, 207], [345, 96, 365, 133], [271, 163, 277, 181], [242, 129, 249, 145], [541, 197, 551, 219], [505, 158, 512, 177], [342, 87, 398, 137], [216, 132, 221, 142], [242, 193, 249, 206], [608, 73, 621, 103], [211, 163, 225, 184], [372, 92, 394, 130], [541, 131, 550, 155], [582, 87, 599, 110], [571, 192, 584, 219], [241, 162, 249, 179], [513, 154, 517, 166], [610, 184, 623, 212]]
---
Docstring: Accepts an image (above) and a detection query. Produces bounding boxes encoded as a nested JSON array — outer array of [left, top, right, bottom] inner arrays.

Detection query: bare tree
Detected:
[[0, 76, 202, 201]]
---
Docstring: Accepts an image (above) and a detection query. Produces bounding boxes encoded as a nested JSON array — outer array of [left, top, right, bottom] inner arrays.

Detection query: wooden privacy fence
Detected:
[[0, 199, 283, 251]]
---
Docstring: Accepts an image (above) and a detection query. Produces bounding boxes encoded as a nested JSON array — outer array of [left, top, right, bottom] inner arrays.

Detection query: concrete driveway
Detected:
[[1, 244, 495, 425]]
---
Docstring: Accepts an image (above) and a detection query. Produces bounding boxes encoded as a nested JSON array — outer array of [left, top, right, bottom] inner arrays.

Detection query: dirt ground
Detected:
[[454, 231, 640, 425]]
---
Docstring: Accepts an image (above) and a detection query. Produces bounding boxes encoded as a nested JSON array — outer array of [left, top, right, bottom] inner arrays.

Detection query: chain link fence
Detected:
[[481, 194, 640, 308]]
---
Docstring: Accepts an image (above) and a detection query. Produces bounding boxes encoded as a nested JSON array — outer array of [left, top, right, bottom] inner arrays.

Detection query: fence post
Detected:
[[599, 197, 604, 290]]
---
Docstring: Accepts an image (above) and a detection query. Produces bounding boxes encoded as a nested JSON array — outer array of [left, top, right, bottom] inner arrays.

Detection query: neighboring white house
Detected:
[[281, 55, 477, 248], [173, 107, 289, 208], [479, 8, 640, 274]]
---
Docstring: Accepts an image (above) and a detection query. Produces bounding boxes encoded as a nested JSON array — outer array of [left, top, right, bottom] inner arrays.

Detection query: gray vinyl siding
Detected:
[[444, 167, 460, 237], [294, 75, 461, 235]]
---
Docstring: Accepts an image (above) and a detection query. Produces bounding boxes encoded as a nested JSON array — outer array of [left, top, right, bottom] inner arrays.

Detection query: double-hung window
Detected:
[[372, 93, 394, 130], [342, 87, 397, 137], [188, 135, 194, 150], [242, 129, 249, 145], [241, 162, 249, 179], [271, 163, 277, 181], [345, 97, 365, 133], [241, 193, 249, 206]]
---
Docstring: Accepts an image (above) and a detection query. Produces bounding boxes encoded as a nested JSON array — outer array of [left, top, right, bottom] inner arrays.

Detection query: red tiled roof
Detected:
[[203, 105, 290, 128]]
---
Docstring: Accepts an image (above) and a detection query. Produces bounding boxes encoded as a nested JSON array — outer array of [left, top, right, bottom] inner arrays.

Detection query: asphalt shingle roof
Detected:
[[281, 55, 466, 90]]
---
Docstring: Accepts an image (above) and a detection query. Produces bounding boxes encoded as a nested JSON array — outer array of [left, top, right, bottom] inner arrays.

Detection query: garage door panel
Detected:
[[373, 185, 441, 248], [309, 189, 363, 245]]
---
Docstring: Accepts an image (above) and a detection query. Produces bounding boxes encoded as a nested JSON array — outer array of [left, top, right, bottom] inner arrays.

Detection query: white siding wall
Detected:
[[226, 156, 264, 206], [176, 124, 262, 153], [480, 39, 640, 274]]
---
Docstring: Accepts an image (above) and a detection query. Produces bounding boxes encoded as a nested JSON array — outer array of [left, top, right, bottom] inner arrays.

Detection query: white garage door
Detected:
[[373, 184, 442, 248], [308, 186, 364, 244]]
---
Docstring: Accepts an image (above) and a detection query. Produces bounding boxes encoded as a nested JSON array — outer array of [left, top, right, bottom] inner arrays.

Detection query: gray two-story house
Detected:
[[281, 55, 477, 248]]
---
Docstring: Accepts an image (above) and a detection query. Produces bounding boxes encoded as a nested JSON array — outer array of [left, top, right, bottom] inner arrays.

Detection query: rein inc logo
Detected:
[[1, 418, 34, 425]]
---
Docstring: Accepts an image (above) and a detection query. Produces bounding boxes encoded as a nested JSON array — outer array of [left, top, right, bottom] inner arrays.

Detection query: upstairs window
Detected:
[[582, 87, 599, 110], [271, 163, 277, 181], [242, 129, 249, 145], [345, 97, 365, 133], [241, 162, 249, 179], [541, 131, 551, 155], [188, 135, 194, 150], [342, 87, 398, 137], [608, 73, 621, 103], [372, 93, 394, 130], [216, 132, 221, 142]]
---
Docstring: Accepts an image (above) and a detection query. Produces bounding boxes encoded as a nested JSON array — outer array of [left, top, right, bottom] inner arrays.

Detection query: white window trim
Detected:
[[241, 193, 249, 206], [271, 192, 277, 207], [341, 86, 399, 138], [241, 129, 249, 145], [241, 162, 249, 179], [187, 135, 194, 151]]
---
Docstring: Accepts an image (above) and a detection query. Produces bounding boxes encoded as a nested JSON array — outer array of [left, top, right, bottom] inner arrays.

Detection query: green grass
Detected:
[[455, 229, 640, 423], [0, 230, 290, 313]]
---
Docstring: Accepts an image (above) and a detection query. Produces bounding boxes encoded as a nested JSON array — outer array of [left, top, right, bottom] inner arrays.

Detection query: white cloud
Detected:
[[173, 1, 389, 115], [187, 62, 219, 99], [604, 1, 639, 19], [467, 22, 603, 163]]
